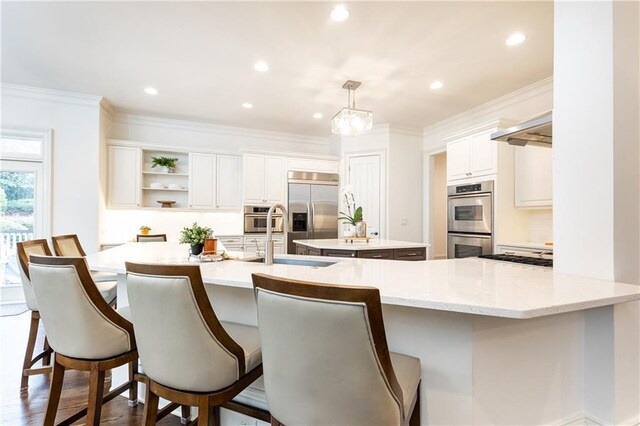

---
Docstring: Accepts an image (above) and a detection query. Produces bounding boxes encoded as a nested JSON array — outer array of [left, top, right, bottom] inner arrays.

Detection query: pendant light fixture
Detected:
[[331, 80, 373, 135]]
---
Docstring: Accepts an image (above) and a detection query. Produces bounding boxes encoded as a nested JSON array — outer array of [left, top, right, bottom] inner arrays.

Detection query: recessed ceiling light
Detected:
[[313, 113, 323, 119], [144, 87, 158, 95], [242, 102, 253, 109], [254, 61, 269, 72], [506, 32, 527, 46], [330, 5, 350, 22], [430, 81, 444, 90]]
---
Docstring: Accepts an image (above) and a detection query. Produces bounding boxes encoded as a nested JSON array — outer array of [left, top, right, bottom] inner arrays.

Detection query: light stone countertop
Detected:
[[87, 242, 640, 319], [293, 238, 428, 251]]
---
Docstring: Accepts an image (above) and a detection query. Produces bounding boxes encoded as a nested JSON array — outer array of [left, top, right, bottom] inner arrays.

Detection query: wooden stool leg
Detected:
[[85, 366, 106, 426], [142, 384, 159, 426], [128, 359, 139, 406], [181, 405, 191, 424], [43, 336, 51, 366], [21, 311, 40, 391], [198, 397, 213, 426], [43, 359, 65, 426]]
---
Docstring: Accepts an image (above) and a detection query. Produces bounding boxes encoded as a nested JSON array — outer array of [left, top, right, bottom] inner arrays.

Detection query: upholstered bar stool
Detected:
[[252, 273, 422, 426], [125, 263, 265, 426], [51, 234, 118, 283], [15, 239, 55, 391], [29, 255, 138, 426], [136, 234, 167, 242]]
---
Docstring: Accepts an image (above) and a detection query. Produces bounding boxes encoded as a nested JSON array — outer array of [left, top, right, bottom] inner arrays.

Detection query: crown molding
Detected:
[[113, 111, 332, 146], [99, 98, 115, 120], [423, 76, 553, 139], [0, 83, 103, 108]]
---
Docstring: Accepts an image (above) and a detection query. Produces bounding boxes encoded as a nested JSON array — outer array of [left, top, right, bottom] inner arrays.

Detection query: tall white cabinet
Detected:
[[243, 154, 286, 204], [108, 146, 141, 208]]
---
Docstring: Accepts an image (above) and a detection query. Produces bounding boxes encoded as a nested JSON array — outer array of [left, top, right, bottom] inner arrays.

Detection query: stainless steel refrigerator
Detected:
[[287, 171, 339, 254]]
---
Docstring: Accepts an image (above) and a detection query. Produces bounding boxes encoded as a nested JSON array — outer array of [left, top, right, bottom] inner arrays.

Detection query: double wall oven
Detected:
[[243, 206, 284, 234], [447, 180, 493, 259]]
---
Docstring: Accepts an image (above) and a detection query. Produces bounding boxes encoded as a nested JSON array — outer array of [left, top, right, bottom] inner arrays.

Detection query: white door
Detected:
[[189, 153, 216, 209], [446, 138, 471, 181], [469, 132, 497, 178], [216, 155, 242, 209], [243, 154, 265, 203], [264, 156, 286, 204], [347, 154, 384, 239], [0, 161, 43, 301], [108, 146, 141, 207]]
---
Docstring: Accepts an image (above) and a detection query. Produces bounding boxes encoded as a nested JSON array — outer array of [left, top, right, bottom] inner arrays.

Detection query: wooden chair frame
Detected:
[[51, 234, 87, 257], [252, 273, 421, 426], [136, 234, 167, 242], [16, 239, 54, 391], [29, 255, 138, 426], [125, 263, 268, 426]]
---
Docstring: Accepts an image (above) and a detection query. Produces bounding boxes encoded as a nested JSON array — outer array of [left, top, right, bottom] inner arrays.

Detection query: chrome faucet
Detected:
[[265, 203, 288, 266]]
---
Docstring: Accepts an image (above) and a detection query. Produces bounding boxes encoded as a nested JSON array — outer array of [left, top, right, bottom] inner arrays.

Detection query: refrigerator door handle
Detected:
[[309, 202, 315, 238]]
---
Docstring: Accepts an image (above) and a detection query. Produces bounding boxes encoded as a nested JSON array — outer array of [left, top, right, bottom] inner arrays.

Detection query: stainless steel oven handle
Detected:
[[447, 192, 492, 200], [448, 233, 492, 239]]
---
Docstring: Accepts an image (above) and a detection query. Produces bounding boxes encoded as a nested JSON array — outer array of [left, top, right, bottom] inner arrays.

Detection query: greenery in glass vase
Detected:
[[179, 222, 213, 245], [151, 156, 178, 170], [338, 185, 363, 225]]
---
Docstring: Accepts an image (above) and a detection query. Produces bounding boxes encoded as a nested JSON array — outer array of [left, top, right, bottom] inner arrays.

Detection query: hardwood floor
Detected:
[[0, 311, 181, 425]]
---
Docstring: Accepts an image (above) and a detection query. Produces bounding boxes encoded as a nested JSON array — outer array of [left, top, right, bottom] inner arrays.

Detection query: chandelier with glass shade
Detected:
[[331, 80, 373, 135]]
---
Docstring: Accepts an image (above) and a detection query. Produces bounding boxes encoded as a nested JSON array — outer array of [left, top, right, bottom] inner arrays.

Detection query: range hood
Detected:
[[490, 111, 552, 147]]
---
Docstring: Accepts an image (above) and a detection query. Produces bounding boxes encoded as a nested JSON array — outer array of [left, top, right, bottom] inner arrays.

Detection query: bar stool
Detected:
[[136, 234, 167, 242], [252, 273, 422, 426], [51, 234, 119, 283], [28, 255, 138, 426], [125, 262, 264, 426], [15, 239, 55, 391]]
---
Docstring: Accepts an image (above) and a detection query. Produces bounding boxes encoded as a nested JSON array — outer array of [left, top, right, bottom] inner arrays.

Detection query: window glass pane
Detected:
[[0, 138, 42, 158], [0, 171, 35, 288]]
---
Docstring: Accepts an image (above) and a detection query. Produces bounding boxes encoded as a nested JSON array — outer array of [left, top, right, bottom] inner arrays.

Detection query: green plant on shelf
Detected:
[[151, 156, 178, 172]]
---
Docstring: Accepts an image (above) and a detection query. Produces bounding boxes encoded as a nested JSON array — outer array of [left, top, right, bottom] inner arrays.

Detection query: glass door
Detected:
[[0, 160, 43, 302]]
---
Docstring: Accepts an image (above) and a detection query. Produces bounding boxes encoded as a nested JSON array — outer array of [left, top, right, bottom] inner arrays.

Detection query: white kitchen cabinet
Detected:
[[243, 154, 286, 204], [188, 153, 216, 209], [288, 158, 339, 173], [217, 235, 244, 252], [243, 235, 284, 256], [446, 131, 497, 182], [515, 145, 552, 208], [216, 155, 242, 209], [108, 146, 141, 208]]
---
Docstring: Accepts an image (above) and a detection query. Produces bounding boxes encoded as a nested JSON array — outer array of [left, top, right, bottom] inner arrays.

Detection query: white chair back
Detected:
[[252, 274, 404, 426], [16, 240, 53, 311], [28, 255, 134, 360], [125, 263, 246, 392]]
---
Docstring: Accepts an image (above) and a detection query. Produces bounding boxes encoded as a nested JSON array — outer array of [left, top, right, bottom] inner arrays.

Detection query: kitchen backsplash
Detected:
[[102, 209, 243, 243], [526, 209, 553, 243]]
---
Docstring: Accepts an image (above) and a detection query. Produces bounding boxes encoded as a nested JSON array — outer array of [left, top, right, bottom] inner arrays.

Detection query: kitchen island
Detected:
[[294, 238, 428, 260], [87, 243, 640, 425]]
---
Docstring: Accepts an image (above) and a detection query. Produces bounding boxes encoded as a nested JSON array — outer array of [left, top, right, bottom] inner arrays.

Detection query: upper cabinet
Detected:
[[515, 145, 552, 208], [216, 155, 242, 209], [188, 153, 216, 209], [446, 131, 497, 182], [108, 146, 141, 208], [243, 154, 286, 204]]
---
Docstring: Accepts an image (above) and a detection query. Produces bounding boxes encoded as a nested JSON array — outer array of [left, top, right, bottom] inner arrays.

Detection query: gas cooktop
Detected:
[[478, 254, 553, 268]]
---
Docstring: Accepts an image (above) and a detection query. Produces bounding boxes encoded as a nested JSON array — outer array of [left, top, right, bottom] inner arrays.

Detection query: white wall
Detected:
[[554, 1, 640, 424], [340, 125, 423, 242], [431, 153, 447, 258], [1, 84, 103, 251]]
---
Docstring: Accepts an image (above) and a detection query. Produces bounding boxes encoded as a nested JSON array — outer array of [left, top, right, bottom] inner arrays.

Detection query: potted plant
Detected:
[[180, 222, 213, 255], [139, 225, 151, 235], [338, 185, 363, 237], [151, 156, 178, 173]]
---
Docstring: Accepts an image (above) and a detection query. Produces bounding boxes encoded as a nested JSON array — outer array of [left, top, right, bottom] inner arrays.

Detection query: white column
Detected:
[[554, 1, 639, 423]]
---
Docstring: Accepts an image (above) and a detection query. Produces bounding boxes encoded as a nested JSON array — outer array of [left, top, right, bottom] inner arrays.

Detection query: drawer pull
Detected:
[[373, 255, 383, 258], [407, 253, 418, 256]]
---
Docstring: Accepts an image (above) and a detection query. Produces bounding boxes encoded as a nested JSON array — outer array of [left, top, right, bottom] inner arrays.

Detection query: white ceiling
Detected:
[[1, 2, 553, 137]]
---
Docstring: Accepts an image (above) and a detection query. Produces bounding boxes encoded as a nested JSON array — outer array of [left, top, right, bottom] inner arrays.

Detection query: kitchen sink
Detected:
[[241, 257, 337, 268]]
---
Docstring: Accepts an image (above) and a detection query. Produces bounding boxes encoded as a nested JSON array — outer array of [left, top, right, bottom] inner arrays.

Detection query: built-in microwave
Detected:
[[243, 205, 284, 234]]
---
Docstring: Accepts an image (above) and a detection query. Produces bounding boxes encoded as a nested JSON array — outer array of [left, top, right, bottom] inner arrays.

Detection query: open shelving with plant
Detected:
[[141, 149, 189, 208]]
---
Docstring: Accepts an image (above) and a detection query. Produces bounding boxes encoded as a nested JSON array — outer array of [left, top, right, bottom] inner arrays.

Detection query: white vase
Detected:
[[155, 166, 168, 173], [343, 224, 355, 237]]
